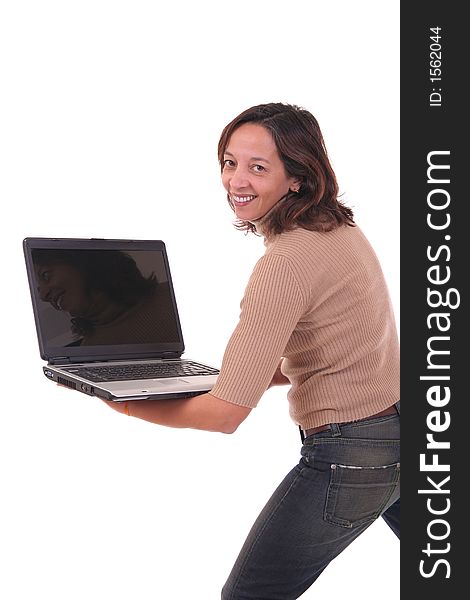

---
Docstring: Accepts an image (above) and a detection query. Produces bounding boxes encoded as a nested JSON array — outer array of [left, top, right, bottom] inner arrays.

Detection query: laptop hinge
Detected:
[[50, 352, 182, 365], [160, 352, 181, 359], [49, 357, 72, 365]]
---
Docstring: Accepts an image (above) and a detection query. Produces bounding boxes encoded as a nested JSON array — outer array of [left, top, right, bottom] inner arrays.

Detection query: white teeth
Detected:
[[232, 195, 256, 204]]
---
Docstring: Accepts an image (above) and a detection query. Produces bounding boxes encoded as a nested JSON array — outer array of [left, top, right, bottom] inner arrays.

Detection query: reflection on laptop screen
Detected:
[[30, 248, 180, 347]]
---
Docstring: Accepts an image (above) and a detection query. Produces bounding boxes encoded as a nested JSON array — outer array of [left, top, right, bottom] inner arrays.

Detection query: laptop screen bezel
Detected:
[[23, 237, 185, 363]]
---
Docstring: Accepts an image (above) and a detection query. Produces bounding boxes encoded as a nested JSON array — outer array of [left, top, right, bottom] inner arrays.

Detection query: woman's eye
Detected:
[[223, 159, 235, 168], [252, 164, 265, 173]]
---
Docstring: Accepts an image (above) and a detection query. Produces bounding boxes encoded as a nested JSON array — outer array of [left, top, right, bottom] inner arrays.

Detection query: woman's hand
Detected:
[[268, 359, 290, 388], [100, 393, 251, 434], [102, 400, 130, 415]]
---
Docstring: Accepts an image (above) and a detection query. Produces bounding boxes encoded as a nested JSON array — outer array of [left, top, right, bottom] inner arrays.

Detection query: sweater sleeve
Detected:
[[210, 252, 307, 408]]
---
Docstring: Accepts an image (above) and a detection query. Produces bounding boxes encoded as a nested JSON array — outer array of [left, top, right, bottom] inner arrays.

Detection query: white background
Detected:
[[1, 1, 400, 598]]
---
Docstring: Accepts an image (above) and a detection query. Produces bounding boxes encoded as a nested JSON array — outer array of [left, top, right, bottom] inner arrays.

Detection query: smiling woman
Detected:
[[100, 102, 400, 599]]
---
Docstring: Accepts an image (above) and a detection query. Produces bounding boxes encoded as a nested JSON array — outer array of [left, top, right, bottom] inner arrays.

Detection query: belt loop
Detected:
[[299, 425, 305, 443], [395, 401, 400, 415], [330, 423, 342, 437]]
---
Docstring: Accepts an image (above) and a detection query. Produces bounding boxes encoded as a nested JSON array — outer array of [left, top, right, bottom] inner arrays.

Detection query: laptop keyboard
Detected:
[[70, 361, 219, 383]]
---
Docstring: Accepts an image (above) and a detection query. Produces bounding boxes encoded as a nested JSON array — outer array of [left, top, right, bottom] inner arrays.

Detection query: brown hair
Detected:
[[218, 103, 354, 236]]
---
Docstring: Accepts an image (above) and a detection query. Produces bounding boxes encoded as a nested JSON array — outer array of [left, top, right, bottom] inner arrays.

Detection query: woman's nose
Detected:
[[229, 167, 250, 190]]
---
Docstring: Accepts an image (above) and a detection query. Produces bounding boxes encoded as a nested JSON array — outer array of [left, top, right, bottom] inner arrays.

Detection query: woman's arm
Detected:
[[103, 392, 251, 434]]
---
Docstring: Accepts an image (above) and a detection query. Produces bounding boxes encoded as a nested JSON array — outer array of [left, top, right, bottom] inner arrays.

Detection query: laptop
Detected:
[[23, 237, 219, 401]]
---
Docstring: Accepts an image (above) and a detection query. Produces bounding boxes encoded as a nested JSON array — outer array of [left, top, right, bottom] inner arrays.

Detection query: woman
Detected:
[[105, 103, 400, 599]]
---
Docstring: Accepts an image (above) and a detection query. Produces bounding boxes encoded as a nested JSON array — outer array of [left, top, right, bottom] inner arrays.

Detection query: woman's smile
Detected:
[[230, 194, 258, 206]]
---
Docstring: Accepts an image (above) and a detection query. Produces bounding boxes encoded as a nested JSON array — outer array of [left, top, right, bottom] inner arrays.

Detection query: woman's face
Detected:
[[35, 262, 92, 317], [221, 123, 298, 222]]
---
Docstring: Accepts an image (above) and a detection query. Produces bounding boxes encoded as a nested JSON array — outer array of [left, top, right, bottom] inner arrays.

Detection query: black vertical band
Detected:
[[401, 2, 465, 596]]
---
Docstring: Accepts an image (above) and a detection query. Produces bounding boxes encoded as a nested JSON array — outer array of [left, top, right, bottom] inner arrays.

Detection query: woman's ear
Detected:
[[289, 179, 302, 193]]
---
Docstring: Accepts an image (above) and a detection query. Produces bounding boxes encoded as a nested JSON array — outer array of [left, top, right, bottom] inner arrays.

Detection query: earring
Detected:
[[290, 187, 299, 194]]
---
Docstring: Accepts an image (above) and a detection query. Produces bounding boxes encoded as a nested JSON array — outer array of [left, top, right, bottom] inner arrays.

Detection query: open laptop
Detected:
[[23, 237, 219, 401]]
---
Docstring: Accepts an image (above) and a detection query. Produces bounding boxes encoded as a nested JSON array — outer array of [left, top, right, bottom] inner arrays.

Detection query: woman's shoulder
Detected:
[[267, 223, 366, 256], [262, 224, 379, 284]]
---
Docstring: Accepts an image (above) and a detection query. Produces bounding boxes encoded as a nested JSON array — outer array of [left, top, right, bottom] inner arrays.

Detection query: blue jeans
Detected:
[[222, 406, 400, 600]]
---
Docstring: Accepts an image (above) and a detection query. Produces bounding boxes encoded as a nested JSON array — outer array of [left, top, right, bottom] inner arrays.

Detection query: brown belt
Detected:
[[303, 404, 398, 438]]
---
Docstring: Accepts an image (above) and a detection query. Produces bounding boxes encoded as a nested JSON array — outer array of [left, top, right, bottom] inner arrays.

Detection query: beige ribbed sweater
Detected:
[[210, 224, 400, 430]]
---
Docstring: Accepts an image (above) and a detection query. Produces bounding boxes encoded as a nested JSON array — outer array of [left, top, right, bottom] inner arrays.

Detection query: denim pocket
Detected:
[[324, 461, 400, 529]]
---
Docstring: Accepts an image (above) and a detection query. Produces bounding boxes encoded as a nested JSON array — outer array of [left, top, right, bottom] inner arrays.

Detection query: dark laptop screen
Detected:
[[24, 239, 185, 360]]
